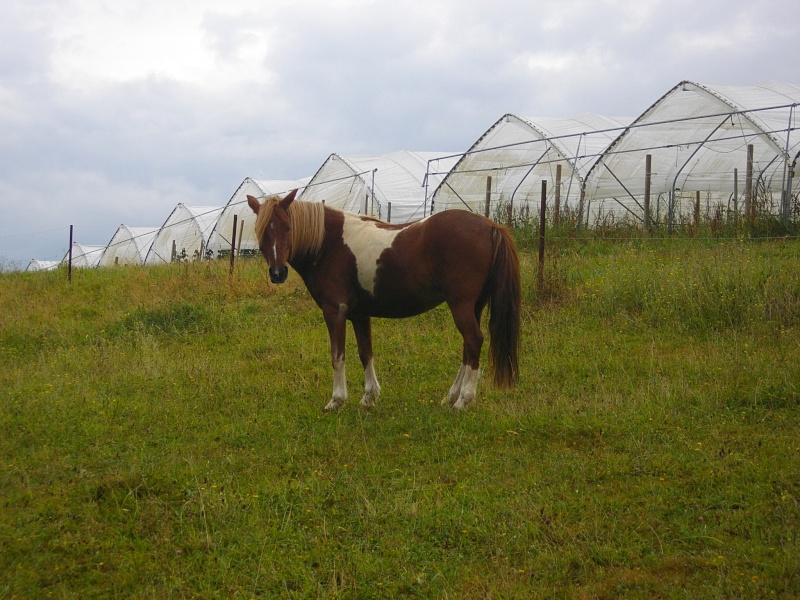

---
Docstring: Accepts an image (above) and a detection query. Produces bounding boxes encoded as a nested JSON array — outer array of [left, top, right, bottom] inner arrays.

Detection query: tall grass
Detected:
[[574, 240, 800, 333], [1, 236, 798, 598]]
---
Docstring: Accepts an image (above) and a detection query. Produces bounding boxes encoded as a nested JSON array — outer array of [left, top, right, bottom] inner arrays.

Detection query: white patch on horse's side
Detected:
[[342, 214, 402, 295]]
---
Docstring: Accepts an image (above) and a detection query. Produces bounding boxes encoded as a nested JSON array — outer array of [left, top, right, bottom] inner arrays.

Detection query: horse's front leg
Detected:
[[351, 315, 380, 408], [323, 304, 348, 412]]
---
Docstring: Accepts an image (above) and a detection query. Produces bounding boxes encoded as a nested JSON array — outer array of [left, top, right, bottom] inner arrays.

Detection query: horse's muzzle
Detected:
[[269, 265, 289, 284]]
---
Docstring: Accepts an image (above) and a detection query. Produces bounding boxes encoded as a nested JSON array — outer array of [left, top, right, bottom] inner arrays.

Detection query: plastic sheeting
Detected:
[[25, 259, 59, 271], [585, 81, 800, 225], [210, 178, 310, 257], [99, 225, 159, 266], [299, 151, 459, 223], [61, 243, 104, 268], [145, 204, 224, 264], [431, 114, 631, 219]]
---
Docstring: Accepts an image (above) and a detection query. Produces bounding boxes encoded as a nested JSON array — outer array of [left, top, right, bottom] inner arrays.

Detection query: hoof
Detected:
[[359, 388, 380, 409], [323, 399, 344, 413], [450, 394, 474, 411]]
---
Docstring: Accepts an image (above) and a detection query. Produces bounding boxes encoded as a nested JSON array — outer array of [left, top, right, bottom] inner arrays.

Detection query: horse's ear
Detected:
[[246, 195, 261, 214], [279, 189, 298, 210]]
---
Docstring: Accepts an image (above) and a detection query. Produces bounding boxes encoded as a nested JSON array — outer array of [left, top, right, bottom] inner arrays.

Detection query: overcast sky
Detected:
[[1, 0, 798, 267]]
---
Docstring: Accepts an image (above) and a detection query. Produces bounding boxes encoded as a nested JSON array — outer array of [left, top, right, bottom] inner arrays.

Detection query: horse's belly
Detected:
[[357, 287, 444, 318]]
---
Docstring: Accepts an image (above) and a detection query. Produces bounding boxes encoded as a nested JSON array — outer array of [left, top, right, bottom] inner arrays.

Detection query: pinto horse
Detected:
[[247, 189, 520, 411]]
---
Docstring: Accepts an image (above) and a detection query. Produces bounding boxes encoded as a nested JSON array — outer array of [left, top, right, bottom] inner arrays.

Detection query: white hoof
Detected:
[[451, 394, 473, 411], [446, 387, 460, 407], [360, 389, 379, 408], [323, 397, 345, 412]]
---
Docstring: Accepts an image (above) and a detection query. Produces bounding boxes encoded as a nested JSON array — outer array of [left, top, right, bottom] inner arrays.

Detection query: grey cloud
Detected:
[[1, 0, 797, 266]]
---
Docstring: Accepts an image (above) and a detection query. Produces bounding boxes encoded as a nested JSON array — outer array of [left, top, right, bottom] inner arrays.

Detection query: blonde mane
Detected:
[[254, 195, 326, 260]]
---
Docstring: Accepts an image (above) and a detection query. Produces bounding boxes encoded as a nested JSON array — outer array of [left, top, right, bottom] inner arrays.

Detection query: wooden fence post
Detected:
[[68, 225, 73, 282], [694, 191, 701, 228], [229, 215, 238, 275], [538, 180, 547, 291], [485, 176, 492, 218], [644, 154, 652, 232], [745, 144, 754, 224], [554, 164, 562, 225]]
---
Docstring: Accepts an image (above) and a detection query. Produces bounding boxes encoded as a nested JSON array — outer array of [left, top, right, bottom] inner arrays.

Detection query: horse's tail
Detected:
[[487, 225, 521, 389]]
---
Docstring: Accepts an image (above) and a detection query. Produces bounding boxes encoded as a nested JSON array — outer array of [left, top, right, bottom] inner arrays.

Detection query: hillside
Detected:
[[1, 237, 799, 598]]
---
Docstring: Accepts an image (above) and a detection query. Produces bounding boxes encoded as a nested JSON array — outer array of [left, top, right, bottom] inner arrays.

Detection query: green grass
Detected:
[[1, 237, 799, 598]]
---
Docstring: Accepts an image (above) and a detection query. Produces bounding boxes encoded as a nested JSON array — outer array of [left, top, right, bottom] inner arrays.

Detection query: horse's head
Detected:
[[247, 189, 297, 284]]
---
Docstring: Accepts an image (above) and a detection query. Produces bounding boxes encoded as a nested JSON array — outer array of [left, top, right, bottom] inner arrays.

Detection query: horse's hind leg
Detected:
[[446, 364, 466, 406], [352, 315, 380, 408], [447, 302, 484, 410]]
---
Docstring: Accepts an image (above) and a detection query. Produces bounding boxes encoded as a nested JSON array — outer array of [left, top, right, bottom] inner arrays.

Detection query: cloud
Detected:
[[0, 0, 798, 266], [47, 0, 278, 91]]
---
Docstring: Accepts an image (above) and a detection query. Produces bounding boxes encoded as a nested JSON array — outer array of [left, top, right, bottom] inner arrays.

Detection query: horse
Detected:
[[246, 189, 521, 412]]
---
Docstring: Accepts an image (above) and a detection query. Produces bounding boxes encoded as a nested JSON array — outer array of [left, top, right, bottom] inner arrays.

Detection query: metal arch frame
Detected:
[[428, 113, 617, 215], [667, 116, 729, 231], [584, 81, 799, 227], [508, 146, 554, 216], [587, 165, 644, 224]]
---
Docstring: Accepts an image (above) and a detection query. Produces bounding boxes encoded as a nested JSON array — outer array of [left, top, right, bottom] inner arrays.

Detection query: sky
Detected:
[[1, 0, 798, 268]]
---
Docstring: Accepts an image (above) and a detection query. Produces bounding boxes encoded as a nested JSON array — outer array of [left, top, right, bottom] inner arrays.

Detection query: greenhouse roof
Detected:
[[99, 225, 159, 266], [145, 204, 224, 264], [431, 113, 630, 215], [584, 81, 800, 223], [211, 178, 310, 257], [61, 243, 104, 268], [299, 151, 459, 223], [25, 259, 59, 272]]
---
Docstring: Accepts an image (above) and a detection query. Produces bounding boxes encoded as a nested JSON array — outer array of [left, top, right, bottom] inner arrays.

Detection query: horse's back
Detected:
[[418, 210, 498, 264], [372, 211, 497, 306]]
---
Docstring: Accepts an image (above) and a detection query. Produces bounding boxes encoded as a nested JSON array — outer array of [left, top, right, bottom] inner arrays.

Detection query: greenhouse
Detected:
[[61, 243, 104, 268], [99, 225, 159, 266], [431, 113, 631, 221], [145, 204, 224, 264], [299, 151, 459, 223], [584, 81, 800, 227], [209, 178, 309, 258], [25, 259, 59, 272]]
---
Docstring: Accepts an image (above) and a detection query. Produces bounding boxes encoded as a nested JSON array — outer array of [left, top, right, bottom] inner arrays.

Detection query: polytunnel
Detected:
[[25, 259, 59, 272], [584, 81, 800, 227], [209, 178, 309, 258], [145, 204, 224, 264], [99, 225, 159, 266], [431, 113, 631, 221], [298, 151, 459, 223], [61, 243, 104, 268]]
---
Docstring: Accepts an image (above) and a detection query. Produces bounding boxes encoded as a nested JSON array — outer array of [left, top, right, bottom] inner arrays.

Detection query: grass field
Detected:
[[1, 232, 799, 598]]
